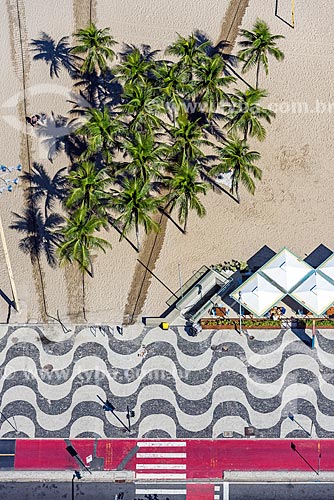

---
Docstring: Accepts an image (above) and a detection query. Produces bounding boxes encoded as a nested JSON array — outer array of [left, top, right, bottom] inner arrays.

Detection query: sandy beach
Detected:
[[0, 0, 333, 326]]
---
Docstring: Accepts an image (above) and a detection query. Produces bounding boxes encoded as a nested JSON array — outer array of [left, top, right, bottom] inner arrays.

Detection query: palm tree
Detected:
[[57, 209, 111, 319], [193, 55, 235, 116], [170, 114, 210, 162], [66, 161, 112, 215], [210, 136, 262, 203], [223, 88, 275, 141], [164, 162, 207, 233], [238, 19, 285, 88], [75, 107, 123, 157], [122, 132, 169, 182], [22, 163, 68, 218], [116, 46, 154, 85], [166, 33, 210, 72], [111, 177, 161, 251], [120, 84, 165, 132], [152, 60, 189, 121], [72, 24, 117, 74], [30, 32, 81, 78]]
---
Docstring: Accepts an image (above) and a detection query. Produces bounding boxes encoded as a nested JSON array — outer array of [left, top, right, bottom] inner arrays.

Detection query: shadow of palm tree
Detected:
[[34, 112, 85, 163], [194, 30, 251, 87], [119, 43, 161, 62], [71, 68, 123, 110], [9, 207, 64, 268], [30, 32, 81, 78], [22, 162, 69, 218]]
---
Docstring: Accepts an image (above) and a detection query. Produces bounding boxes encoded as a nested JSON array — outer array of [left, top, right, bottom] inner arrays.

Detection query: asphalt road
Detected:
[[2, 481, 334, 500], [0, 482, 135, 500], [229, 483, 334, 500]]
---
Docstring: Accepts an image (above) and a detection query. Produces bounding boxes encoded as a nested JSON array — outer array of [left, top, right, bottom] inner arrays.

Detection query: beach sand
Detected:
[[0, 0, 333, 325]]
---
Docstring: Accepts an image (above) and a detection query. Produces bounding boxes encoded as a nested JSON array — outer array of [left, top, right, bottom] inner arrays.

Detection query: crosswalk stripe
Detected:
[[135, 473, 187, 480], [137, 441, 186, 447], [135, 489, 186, 495], [136, 452, 186, 458], [136, 464, 186, 470]]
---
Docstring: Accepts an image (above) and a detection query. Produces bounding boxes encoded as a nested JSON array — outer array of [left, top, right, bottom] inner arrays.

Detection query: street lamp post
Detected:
[[97, 395, 133, 433], [288, 412, 311, 437], [0, 164, 22, 312], [72, 470, 82, 500]]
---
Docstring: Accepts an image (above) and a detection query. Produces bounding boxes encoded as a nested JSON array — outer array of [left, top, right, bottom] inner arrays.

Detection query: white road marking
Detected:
[[215, 485, 221, 491], [137, 441, 186, 447], [223, 482, 229, 500], [136, 463, 186, 470], [136, 452, 186, 458], [135, 473, 187, 480], [135, 489, 187, 495]]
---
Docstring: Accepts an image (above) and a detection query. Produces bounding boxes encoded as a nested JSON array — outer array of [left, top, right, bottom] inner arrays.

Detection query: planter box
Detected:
[[200, 318, 281, 330], [200, 318, 334, 330]]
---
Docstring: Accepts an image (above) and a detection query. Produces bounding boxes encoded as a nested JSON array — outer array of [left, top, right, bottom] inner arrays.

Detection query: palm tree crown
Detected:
[[165, 162, 207, 232], [76, 107, 122, 156], [58, 209, 111, 276], [193, 55, 235, 115], [122, 132, 169, 182], [238, 18, 285, 88], [210, 136, 262, 202], [111, 177, 161, 250], [224, 88, 275, 141], [66, 161, 112, 215], [72, 24, 117, 74]]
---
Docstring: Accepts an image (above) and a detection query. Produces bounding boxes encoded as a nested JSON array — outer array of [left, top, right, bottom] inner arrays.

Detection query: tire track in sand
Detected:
[[122, 213, 168, 325], [73, 0, 96, 31], [6, 0, 47, 321], [217, 0, 250, 52]]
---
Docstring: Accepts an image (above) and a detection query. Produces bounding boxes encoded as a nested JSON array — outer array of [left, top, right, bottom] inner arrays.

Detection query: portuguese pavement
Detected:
[[0, 323, 334, 439]]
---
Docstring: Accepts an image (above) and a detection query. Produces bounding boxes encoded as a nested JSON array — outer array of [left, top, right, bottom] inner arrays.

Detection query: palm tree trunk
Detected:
[[236, 185, 240, 204], [256, 59, 260, 89], [136, 225, 140, 252], [82, 272, 87, 321]]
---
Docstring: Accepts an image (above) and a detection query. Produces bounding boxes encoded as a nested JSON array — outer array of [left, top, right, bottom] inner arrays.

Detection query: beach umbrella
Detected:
[[290, 271, 334, 316], [260, 247, 313, 293], [230, 273, 284, 317]]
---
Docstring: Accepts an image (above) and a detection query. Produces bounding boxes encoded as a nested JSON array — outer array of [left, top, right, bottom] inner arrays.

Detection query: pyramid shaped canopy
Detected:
[[318, 254, 334, 283], [290, 271, 334, 315], [260, 248, 312, 293], [231, 274, 285, 317]]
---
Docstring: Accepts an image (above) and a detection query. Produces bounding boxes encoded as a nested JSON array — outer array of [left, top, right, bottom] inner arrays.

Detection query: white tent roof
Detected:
[[230, 274, 285, 317], [260, 248, 312, 293], [290, 271, 334, 315], [318, 254, 334, 283]]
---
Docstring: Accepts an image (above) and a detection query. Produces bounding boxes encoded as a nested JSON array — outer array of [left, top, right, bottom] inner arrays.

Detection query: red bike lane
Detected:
[[11, 439, 334, 478]]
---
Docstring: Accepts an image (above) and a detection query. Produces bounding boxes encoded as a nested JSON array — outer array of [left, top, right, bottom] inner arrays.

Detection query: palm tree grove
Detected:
[[12, 20, 285, 313]]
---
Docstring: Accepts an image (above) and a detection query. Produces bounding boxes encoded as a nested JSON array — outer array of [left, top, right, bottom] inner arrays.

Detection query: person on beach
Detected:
[[26, 114, 41, 127]]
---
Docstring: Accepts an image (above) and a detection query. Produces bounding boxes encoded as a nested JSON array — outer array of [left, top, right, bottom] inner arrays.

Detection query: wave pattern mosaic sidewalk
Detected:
[[0, 325, 334, 438]]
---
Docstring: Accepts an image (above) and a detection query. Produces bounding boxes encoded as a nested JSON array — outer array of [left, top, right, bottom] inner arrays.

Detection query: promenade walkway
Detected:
[[0, 324, 334, 438]]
